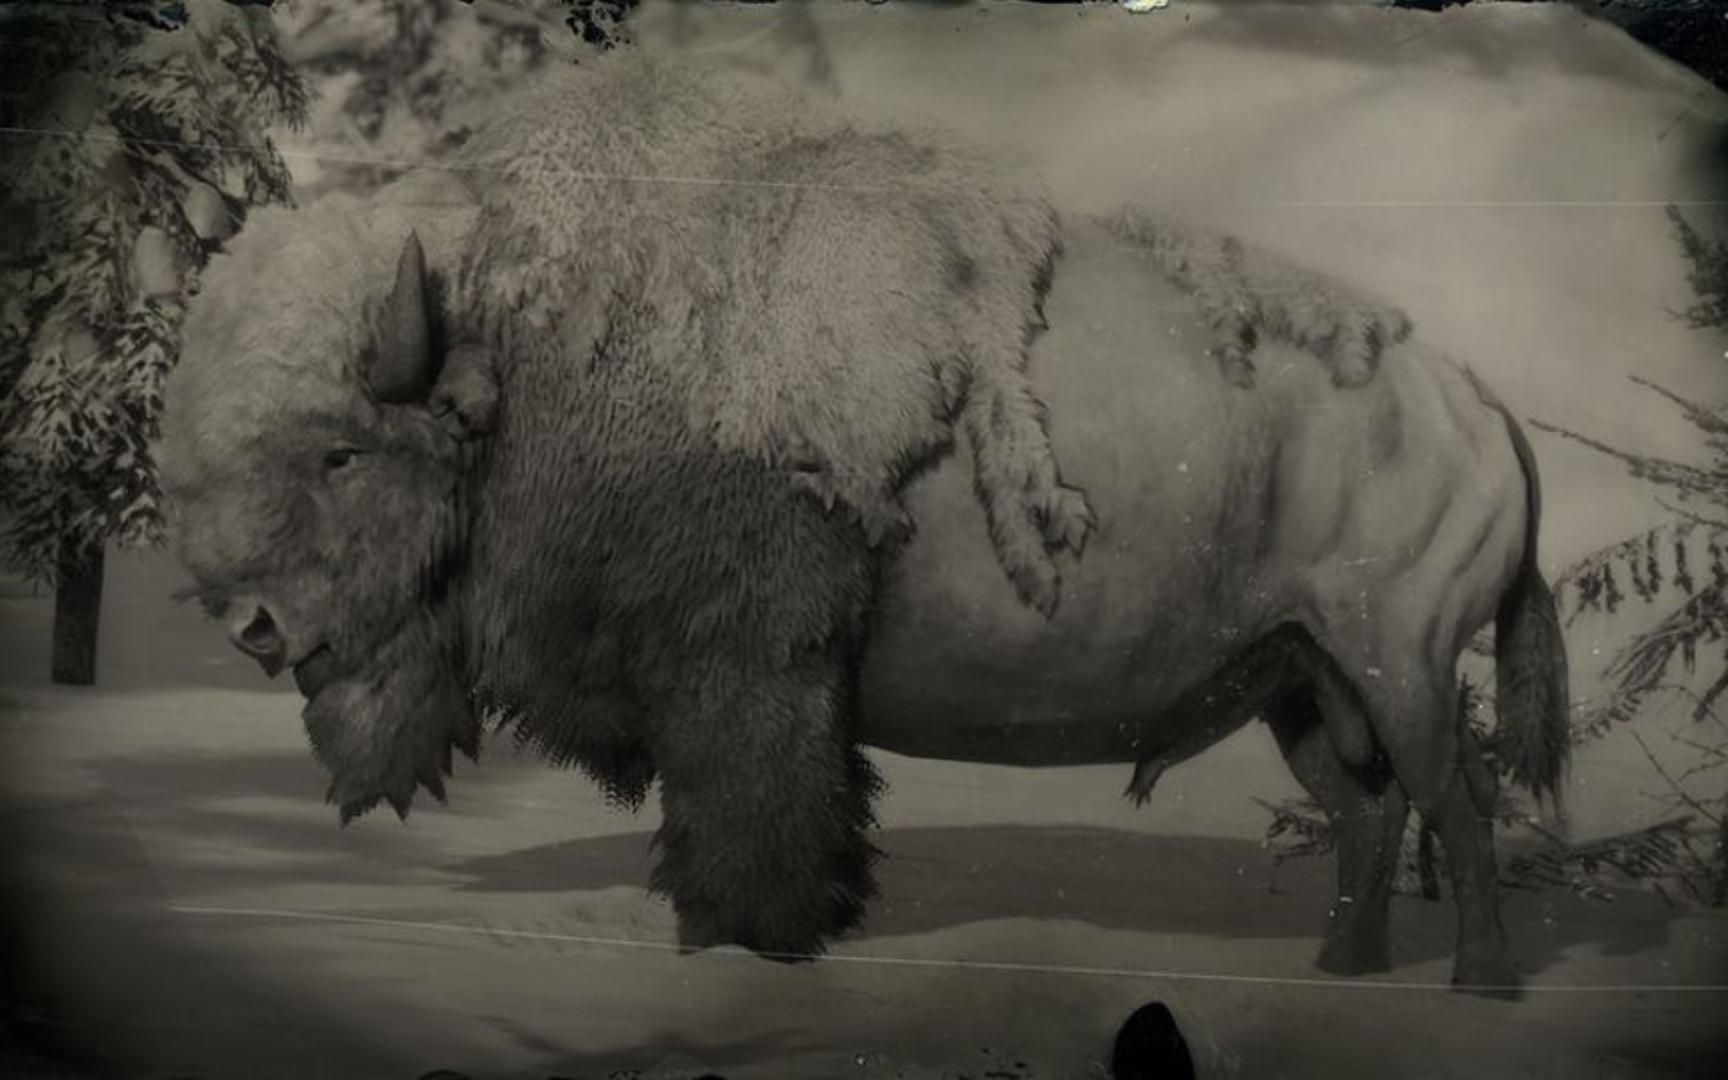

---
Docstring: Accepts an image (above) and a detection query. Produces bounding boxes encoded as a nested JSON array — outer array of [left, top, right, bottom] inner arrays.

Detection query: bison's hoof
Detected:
[[1039, 484, 1095, 557]]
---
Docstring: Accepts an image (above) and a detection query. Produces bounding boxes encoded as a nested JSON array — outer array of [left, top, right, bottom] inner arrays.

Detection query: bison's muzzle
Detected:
[[223, 598, 341, 701], [226, 601, 289, 677]]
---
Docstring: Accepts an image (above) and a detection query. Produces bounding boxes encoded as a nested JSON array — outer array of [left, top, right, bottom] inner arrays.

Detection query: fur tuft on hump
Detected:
[[1102, 207, 1415, 390]]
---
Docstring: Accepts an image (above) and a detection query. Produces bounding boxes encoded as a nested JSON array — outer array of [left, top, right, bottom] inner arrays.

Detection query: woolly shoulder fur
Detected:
[[452, 50, 1094, 618]]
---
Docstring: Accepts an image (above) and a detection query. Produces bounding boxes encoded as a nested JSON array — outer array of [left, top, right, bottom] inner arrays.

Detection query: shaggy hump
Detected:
[[453, 52, 1093, 617]]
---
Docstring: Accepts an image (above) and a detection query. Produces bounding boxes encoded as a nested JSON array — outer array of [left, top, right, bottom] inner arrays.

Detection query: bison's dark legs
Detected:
[[1357, 660, 1516, 996], [646, 648, 880, 959], [1267, 688, 1407, 976], [1132, 623, 1408, 975]]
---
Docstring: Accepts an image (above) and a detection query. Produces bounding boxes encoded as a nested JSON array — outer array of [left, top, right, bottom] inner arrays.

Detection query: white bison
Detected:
[[158, 53, 1567, 996]]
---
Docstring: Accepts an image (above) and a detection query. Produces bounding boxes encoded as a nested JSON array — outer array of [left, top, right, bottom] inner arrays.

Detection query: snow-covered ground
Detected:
[[5, 3, 1728, 1077], [3, 548, 1727, 1079]]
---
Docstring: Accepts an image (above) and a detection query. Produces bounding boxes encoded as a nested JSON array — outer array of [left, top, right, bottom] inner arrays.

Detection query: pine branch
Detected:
[[1605, 586, 1727, 688], [1504, 817, 1700, 899], [1631, 729, 1722, 828], [0, 0, 307, 576], [1629, 376, 1728, 438], [1531, 417, 1726, 507], [1694, 662, 1728, 726], [1667, 205, 1728, 332], [1254, 797, 1334, 866], [1555, 675, 1725, 748], [1653, 497, 1728, 533]]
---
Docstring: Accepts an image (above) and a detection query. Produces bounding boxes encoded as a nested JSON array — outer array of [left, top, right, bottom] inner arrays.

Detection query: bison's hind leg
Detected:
[[1373, 667, 1518, 996], [647, 649, 882, 959], [1322, 627, 1519, 996], [1266, 677, 1408, 978], [1137, 623, 1404, 975]]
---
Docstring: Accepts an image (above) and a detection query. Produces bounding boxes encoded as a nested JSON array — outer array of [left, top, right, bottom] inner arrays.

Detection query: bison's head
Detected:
[[159, 214, 486, 823]]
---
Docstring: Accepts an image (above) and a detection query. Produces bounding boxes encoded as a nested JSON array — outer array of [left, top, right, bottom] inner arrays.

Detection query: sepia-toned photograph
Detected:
[[2, 2, 1725, 1077]]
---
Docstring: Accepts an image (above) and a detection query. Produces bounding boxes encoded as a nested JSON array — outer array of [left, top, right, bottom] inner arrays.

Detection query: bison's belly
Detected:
[[857, 444, 1263, 766], [857, 220, 1286, 766]]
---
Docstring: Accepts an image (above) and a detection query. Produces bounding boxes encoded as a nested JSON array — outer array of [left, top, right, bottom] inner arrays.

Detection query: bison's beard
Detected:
[[300, 613, 480, 824]]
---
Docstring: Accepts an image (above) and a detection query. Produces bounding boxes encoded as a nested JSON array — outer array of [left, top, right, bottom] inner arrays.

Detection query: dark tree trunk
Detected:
[[1713, 792, 1727, 908], [50, 542, 104, 686]]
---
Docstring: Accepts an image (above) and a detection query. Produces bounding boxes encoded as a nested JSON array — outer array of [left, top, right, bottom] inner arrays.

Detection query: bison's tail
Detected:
[[1491, 403, 1571, 817]]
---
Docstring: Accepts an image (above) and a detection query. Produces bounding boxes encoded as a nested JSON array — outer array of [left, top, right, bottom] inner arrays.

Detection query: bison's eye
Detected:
[[323, 447, 362, 472]]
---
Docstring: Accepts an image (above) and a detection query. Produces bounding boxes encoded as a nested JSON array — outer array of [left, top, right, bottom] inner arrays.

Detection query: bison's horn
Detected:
[[369, 231, 435, 403]]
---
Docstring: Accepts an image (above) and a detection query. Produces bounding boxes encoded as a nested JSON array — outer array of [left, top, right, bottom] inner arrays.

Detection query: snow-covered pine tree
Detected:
[[276, 1, 634, 196], [1528, 208, 1728, 904], [0, 0, 307, 684]]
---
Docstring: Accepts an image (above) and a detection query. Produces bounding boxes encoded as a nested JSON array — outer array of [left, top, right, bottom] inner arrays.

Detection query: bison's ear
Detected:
[[367, 231, 435, 404], [429, 344, 499, 442]]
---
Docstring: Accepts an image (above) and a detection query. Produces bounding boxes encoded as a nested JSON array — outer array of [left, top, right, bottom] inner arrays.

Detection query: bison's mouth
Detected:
[[291, 645, 342, 701]]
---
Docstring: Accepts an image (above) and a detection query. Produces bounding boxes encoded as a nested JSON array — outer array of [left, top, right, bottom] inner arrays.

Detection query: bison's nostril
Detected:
[[230, 605, 287, 676], [239, 608, 276, 649]]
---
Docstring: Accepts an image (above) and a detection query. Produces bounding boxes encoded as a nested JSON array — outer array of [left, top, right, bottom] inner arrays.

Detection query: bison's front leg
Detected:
[[1267, 689, 1407, 977], [647, 649, 882, 958]]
